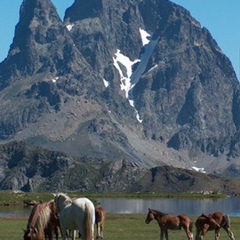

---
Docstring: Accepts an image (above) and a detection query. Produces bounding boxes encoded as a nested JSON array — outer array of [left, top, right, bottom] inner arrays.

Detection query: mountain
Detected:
[[0, 0, 240, 192]]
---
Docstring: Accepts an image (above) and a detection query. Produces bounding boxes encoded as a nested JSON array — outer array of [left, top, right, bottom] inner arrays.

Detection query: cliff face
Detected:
[[64, 0, 239, 158], [0, 0, 240, 191]]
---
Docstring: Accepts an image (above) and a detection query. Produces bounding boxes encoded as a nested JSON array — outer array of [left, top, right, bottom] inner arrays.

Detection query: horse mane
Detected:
[[58, 192, 72, 205], [150, 208, 168, 216], [35, 203, 52, 229], [27, 202, 52, 238]]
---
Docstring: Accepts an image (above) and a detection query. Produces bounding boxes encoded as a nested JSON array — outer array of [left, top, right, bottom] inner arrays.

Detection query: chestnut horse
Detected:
[[23, 200, 60, 240], [95, 207, 106, 239], [195, 212, 235, 240], [145, 208, 193, 240]]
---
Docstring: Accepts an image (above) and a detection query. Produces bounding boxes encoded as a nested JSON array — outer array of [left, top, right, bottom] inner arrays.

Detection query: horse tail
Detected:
[[224, 215, 231, 228], [85, 201, 95, 240]]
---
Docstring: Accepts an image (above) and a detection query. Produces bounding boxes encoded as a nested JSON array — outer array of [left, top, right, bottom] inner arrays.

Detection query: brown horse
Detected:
[[95, 207, 106, 239], [23, 200, 60, 240], [145, 208, 193, 240], [195, 212, 235, 240]]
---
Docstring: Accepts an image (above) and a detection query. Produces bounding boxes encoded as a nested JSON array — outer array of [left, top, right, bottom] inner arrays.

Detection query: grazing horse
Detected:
[[23, 200, 60, 240], [54, 192, 95, 240], [95, 207, 106, 239], [195, 212, 235, 240], [145, 208, 193, 240]]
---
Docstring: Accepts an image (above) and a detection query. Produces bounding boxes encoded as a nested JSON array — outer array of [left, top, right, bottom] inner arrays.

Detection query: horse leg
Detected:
[[71, 230, 76, 240], [197, 228, 208, 240], [186, 229, 193, 240], [214, 229, 220, 240], [96, 223, 100, 239], [61, 227, 67, 240], [195, 230, 202, 240], [165, 229, 169, 240], [160, 228, 164, 240], [223, 227, 235, 240], [49, 226, 53, 240], [54, 226, 59, 240], [183, 226, 193, 240], [100, 223, 104, 239]]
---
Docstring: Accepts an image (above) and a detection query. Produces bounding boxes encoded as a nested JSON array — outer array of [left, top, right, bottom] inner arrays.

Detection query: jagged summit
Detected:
[[64, 0, 103, 22], [0, 0, 96, 90], [0, 0, 240, 191]]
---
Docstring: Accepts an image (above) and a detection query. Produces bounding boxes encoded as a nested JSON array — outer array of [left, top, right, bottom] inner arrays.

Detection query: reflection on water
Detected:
[[97, 197, 240, 217], [1, 198, 240, 217]]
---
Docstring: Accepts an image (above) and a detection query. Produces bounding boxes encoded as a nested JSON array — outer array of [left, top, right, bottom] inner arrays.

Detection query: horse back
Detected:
[[67, 198, 95, 228], [195, 213, 222, 231], [158, 215, 182, 230]]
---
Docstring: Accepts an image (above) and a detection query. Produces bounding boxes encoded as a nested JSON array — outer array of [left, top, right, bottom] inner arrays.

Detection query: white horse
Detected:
[[54, 193, 95, 240]]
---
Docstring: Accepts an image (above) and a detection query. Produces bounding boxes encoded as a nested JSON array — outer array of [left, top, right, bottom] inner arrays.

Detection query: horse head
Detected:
[[54, 192, 72, 214], [22, 228, 30, 240], [23, 227, 38, 240], [145, 208, 155, 224]]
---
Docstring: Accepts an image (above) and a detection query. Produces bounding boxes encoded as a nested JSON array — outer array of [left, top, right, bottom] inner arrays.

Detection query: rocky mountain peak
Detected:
[[64, 0, 103, 22], [0, 0, 94, 90]]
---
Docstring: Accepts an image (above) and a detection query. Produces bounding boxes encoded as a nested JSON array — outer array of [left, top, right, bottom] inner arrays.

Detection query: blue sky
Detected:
[[0, 0, 239, 79]]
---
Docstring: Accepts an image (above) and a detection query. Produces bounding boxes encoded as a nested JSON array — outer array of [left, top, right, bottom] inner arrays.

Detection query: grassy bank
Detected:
[[0, 191, 226, 205], [1, 214, 240, 240]]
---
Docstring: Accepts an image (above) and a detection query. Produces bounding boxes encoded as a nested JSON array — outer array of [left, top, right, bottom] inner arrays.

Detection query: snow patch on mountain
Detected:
[[113, 29, 158, 123], [66, 24, 74, 31], [139, 28, 151, 46], [191, 166, 206, 173], [113, 49, 139, 98], [51, 76, 59, 83], [103, 78, 109, 87]]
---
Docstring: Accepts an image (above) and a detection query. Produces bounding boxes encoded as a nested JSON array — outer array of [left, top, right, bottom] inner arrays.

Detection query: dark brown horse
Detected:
[[145, 208, 193, 240], [23, 200, 60, 240], [195, 212, 235, 240], [95, 207, 106, 239]]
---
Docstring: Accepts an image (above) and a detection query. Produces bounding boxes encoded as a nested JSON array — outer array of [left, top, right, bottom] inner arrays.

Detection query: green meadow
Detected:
[[1, 214, 240, 240]]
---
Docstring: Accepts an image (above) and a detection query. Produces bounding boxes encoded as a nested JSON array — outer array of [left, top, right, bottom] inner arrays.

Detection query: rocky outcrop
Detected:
[[1, 141, 240, 195]]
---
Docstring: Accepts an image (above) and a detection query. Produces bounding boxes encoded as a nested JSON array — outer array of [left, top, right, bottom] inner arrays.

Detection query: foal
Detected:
[[95, 207, 106, 239], [145, 208, 193, 240], [195, 212, 235, 240]]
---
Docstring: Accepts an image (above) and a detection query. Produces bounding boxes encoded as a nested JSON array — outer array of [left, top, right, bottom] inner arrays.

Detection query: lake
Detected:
[[1, 197, 240, 217], [97, 197, 240, 217]]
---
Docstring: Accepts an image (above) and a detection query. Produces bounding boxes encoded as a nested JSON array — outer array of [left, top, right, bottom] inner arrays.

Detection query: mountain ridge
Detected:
[[0, 0, 240, 192]]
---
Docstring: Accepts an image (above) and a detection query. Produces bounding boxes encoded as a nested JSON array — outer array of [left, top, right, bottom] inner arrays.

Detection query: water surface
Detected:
[[97, 197, 240, 217], [1, 197, 240, 217]]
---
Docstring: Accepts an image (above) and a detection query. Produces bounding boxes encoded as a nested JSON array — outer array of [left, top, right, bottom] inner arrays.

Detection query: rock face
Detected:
[[0, 0, 240, 191]]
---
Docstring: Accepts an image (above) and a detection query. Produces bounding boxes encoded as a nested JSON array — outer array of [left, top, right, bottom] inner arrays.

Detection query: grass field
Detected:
[[1, 214, 240, 240]]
